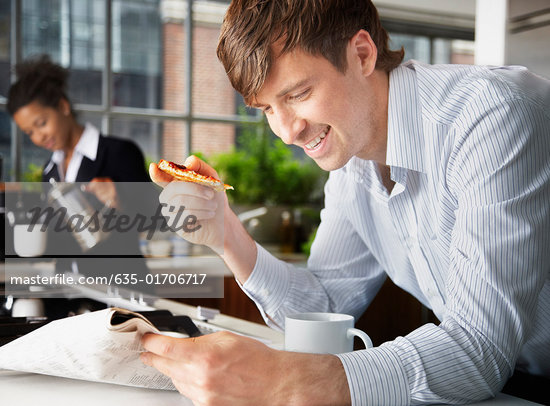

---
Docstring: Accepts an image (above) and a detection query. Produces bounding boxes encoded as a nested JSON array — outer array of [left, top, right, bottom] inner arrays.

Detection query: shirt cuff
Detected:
[[239, 243, 292, 328], [337, 345, 410, 406]]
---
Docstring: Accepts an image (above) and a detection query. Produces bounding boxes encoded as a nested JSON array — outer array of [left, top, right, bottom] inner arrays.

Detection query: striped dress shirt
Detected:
[[242, 60, 550, 405]]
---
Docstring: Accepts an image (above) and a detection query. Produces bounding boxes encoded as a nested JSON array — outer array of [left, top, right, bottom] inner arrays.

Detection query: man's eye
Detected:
[[262, 106, 272, 114], [290, 90, 310, 101]]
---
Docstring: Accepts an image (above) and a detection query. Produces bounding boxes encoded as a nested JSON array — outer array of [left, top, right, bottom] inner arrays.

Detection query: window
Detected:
[[1, 1, 473, 182], [0, 0, 10, 98], [112, 0, 161, 108], [389, 33, 474, 65], [385, 17, 475, 65], [0, 0, 256, 181]]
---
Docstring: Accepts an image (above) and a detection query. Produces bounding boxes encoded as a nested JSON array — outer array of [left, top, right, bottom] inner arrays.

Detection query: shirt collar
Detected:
[[48, 122, 100, 169], [74, 122, 100, 161], [386, 61, 425, 174]]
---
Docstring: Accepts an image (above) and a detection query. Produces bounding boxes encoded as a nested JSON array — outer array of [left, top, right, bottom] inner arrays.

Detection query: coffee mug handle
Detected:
[[347, 327, 373, 349]]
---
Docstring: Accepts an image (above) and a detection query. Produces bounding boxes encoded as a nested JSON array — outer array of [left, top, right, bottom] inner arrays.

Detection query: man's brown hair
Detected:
[[217, 0, 404, 103]]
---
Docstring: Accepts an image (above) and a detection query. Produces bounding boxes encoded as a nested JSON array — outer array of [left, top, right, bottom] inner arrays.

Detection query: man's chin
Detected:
[[312, 157, 348, 172]]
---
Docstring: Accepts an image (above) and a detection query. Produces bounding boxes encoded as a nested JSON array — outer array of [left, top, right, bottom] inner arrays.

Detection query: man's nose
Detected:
[[271, 107, 306, 145]]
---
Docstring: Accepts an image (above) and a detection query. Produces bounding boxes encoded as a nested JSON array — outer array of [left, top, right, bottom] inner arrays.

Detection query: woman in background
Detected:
[[7, 54, 149, 190], [6, 54, 154, 300]]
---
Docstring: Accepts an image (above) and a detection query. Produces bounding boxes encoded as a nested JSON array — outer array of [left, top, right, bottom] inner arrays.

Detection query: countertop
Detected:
[[0, 276, 542, 405], [0, 299, 542, 405], [0, 370, 193, 406], [1, 369, 540, 406]]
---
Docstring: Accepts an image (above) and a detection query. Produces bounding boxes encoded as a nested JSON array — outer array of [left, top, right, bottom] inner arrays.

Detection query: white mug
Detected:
[[12, 298, 45, 318], [285, 312, 373, 354], [13, 224, 47, 257]]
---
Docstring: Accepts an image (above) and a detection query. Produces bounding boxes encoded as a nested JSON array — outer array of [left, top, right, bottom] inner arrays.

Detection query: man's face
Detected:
[[252, 40, 386, 171]]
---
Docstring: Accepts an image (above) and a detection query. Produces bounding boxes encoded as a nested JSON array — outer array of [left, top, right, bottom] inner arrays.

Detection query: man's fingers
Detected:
[[160, 180, 215, 203], [149, 162, 174, 186], [141, 333, 198, 361], [183, 155, 220, 179], [140, 350, 191, 383], [140, 351, 207, 403], [162, 194, 218, 212]]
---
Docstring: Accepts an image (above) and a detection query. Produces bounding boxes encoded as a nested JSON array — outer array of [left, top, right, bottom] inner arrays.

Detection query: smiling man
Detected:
[[249, 38, 389, 170], [143, 1, 550, 405]]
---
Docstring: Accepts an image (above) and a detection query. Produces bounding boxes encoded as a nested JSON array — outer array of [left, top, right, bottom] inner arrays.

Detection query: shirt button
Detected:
[[260, 288, 270, 297]]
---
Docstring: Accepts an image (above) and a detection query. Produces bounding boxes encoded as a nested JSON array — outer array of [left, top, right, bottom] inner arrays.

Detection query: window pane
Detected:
[[68, 0, 106, 105], [0, 112, 11, 180], [389, 33, 431, 63], [22, 0, 62, 61], [0, 1, 10, 100], [78, 112, 102, 131], [112, 0, 162, 109], [68, 66, 103, 105], [21, 0, 105, 105], [111, 117, 186, 165], [432, 38, 452, 64]]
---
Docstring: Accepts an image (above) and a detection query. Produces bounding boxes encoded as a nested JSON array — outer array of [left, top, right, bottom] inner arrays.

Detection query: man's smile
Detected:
[[304, 126, 330, 151]]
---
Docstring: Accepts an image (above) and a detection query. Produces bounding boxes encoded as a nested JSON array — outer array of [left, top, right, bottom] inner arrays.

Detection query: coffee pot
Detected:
[[46, 179, 109, 252]]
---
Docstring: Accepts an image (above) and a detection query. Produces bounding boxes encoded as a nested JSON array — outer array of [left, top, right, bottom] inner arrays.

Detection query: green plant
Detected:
[[22, 163, 43, 182], [301, 225, 318, 256], [144, 156, 156, 173], [210, 118, 327, 205]]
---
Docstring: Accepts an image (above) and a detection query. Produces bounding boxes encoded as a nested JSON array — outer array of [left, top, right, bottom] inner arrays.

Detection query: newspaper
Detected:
[[0, 308, 177, 390]]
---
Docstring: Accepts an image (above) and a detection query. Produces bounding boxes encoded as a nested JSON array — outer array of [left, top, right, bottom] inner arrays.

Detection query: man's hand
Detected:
[[140, 331, 351, 406], [149, 156, 257, 283], [149, 156, 226, 254]]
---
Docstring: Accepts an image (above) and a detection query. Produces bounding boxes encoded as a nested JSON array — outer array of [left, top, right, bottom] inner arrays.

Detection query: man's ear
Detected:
[[350, 29, 377, 77]]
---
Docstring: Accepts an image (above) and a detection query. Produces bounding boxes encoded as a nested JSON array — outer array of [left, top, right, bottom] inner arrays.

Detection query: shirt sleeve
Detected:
[[241, 170, 387, 330]]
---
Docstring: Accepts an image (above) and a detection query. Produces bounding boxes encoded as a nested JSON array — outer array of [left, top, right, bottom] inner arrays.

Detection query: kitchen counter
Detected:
[[0, 370, 193, 406], [0, 270, 543, 405], [0, 298, 542, 405], [0, 369, 541, 406]]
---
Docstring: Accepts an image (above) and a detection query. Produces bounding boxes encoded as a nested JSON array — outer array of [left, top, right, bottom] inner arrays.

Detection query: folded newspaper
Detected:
[[0, 308, 177, 390]]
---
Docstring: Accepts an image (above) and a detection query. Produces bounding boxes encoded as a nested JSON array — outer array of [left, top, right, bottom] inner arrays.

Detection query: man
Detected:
[[142, 0, 550, 404]]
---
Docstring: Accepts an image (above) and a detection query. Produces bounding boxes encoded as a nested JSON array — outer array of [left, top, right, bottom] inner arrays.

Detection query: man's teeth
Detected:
[[305, 130, 328, 149]]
